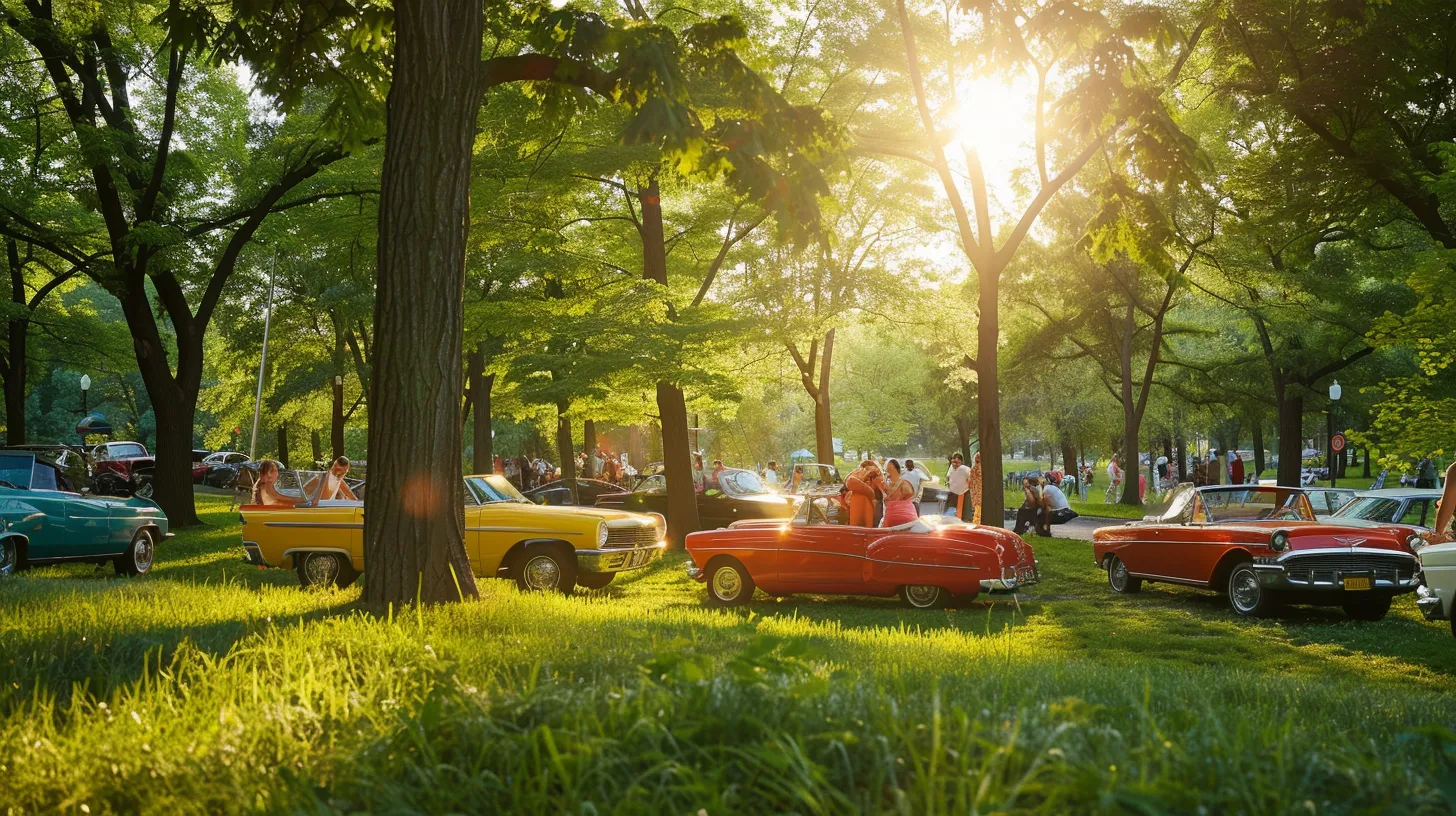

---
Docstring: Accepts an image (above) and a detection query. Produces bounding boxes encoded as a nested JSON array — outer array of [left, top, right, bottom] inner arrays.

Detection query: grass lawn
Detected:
[[4, 495, 1456, 813]]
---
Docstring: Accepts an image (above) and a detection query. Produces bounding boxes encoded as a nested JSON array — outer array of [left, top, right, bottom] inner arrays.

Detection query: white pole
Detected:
[[248, 250, 278, 462]]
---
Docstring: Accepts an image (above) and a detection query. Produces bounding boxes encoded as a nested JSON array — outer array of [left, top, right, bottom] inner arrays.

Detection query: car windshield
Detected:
[[0, 454, 33, 488], [1304, 489, 1354, 516], [467, 474, 530, 504], [796, 496, 846, 525], [1332, 497, 1403, 523], [1145, 483, 1196, 522], [789, 464, 840, 490], [635, 474, 667, 493], [1197, 487, 1314, 523], [105, 443, 146, 459], [720, 469, 767, 495]]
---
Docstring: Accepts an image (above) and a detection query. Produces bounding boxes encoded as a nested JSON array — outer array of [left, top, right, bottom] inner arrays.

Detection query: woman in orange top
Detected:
[[845, 460, 881, 527]]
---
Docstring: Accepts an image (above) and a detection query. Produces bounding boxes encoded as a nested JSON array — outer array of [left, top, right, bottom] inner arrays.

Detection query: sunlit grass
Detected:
[[2, 495, 1455, 812]]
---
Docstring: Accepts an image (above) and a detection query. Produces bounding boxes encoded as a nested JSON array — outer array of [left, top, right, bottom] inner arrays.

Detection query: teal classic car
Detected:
[[0, 450, 170, 577]]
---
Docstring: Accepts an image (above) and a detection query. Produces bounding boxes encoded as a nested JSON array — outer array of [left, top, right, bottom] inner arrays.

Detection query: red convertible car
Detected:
[[1093, 484, 1422, 619], [685, 496, 1039, 609]]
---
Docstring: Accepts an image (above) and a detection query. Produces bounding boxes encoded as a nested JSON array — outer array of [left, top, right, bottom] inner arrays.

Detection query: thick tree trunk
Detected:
[[1061, 438, 1078, 479], [977, 273, 1004, 527], [639, 175, 700, 541], [148, 384, 199, 524], [555, 407, 577, 493], [1275, 394, 1305, 487], [954, 415, 972, 466], [4, 318, 26, 446], [311, 429, 323, 465], [331, 375, 345, 459], [362, 0, 481, 607], [468, 346, 492, 475], [1119, 306, 1142, 506], [277, 424, 290, 469], [583, 419, 597, 477]]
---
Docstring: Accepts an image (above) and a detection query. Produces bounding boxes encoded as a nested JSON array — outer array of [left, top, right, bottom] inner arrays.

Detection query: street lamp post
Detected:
[[78, 374, 91, 446], [1328, 379, 1342, 488]]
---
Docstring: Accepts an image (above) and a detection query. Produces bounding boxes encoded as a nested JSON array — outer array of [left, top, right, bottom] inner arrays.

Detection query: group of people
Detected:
[[1013, 474, 1078, 537], [494, 454, 556, 490], [841, 458, 925, 527], [250, 457, 357, 506]]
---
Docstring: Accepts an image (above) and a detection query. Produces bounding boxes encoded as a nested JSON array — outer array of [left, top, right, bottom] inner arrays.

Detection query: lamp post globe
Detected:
[[1327, 380, 1341, 487]]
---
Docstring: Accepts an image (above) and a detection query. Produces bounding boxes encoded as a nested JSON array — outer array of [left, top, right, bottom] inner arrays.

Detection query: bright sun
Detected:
[[947, 72, 1038, 206]]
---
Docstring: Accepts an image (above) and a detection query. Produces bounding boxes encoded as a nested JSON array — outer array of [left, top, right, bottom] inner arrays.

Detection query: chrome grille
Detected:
[[1282, 553, 1415, 585], [605, 525, 658, 548]]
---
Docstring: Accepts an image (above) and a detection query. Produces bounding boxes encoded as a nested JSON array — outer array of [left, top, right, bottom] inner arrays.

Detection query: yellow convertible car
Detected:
[[240, 470, 665, 592]]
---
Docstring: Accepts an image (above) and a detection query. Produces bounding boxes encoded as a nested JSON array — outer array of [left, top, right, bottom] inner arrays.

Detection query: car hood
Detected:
[[727, 492, 797, 508], [515, 503, 653, 525]]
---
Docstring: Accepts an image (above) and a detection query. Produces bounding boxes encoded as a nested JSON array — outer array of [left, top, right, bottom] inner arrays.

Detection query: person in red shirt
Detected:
[[845, 460, 882, 527], [1230, 453, 1246, 485]]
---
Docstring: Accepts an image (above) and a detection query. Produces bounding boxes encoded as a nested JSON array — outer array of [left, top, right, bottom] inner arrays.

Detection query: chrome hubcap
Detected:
[[1110, 560, 1128, 590], [0, 540, 14, 576], [1231, 570, 1259, 611], [523, 555, 561, 590], [905, 585, 939, 607], [133, 535, 153, 573], [305, 553, 339, 585], [712, 566, 742, 601]]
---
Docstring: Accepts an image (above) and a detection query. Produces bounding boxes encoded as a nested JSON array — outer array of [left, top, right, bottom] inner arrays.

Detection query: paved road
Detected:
[[993, 514, 1127, 541]]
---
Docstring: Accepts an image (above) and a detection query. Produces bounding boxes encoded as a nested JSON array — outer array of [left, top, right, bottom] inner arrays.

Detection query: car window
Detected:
[[31, 463, 57, 491], [1400, 499, 1433, 527], [1335, 497, 1403, 523], [0, 454, 33, 489], [1199, 487, 1314, 523], [636, 475, 667, 493], [466, 475, 530, 504], [107, 443, 146, 459], [720, 470, 767, 495]]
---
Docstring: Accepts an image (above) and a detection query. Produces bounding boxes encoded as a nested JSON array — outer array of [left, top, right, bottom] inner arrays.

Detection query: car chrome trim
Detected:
[[466, 526, 582, 535], [282, 547, 355, 558], [264, 522, 363, 529], [1126, 571, 1209, 587], [1274, 547, 1416, 562], [576, 542, 666, 574], [692, 545, 983, 571]]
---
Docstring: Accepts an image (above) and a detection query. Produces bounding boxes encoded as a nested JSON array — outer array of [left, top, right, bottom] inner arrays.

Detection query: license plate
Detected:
[[1344, 576, 1371, 591]]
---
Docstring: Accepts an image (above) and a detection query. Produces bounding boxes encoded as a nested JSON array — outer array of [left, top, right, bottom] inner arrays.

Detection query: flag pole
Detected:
[[248, 249, 278, 462]]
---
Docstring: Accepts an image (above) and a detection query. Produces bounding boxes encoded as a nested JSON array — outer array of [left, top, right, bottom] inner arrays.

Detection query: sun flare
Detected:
[[947, 73, 1038, 202]]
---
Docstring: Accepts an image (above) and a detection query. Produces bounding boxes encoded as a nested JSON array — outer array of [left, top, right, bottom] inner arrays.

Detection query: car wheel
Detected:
[[1342, 596, 1392, 622], [514, 547, 577, 594], [1106, 555, 1142, 594], [706, 559, 754, 606], [899, 584, 949, 609], [577, 572, 615, 590], [296, 552, 358, 589], [114, 530, 155, 577], [1227, 562, 1278, 617], [0, 537, 17, 577]]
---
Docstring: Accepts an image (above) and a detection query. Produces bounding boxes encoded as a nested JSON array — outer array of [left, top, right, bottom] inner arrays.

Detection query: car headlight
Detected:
[[1407, 533, 1426, 551], [598, 524, 609, 548], [648, 512, 666, 540], [1270, 531, 1290, 553]]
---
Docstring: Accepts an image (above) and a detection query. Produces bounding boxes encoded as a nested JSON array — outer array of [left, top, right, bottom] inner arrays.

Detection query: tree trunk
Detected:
[[331, 375, 345, 459], [148, 383, 200, 525], [555, 406, 577, 499], [311, 429, 323, 465], [4, 317, 26, 446], [1275, 393, 1305, 487], [277, 424, 289, 469], [1251, 417, 1265, 479], [628, 425, 644, 473], [1119, 305, 1142, 506], [639, 175, 700, 541], [954, 415, 972, 466], [977, 271, 1004, 527], [468, 346, 492, 475], [814, 328, 835, 464], [583, 419, 597, 477], [1061, 438, 1078, 479], [1363, 446, 1372, 478], [362, 0, 481, 607]]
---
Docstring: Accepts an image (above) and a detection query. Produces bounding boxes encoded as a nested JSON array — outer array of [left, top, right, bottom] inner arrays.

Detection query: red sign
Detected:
[[1331, 433, 1347, 453]]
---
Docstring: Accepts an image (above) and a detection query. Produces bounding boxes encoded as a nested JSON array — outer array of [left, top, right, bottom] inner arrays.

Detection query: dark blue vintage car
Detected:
[[0, 451, 170, 577]]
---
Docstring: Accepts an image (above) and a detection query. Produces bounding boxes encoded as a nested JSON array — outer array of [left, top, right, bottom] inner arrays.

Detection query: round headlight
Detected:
[[1407, 533, 1425, 551], [648, 512, 666, 540], [1270, 531, 1290, 553], [597, 524, 609, 548]]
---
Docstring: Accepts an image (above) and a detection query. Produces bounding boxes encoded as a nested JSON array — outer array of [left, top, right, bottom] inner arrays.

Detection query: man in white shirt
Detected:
[[1043, 480, 1076, 527], [946, 453, 972, 518], [763, 461, 780, 487], [901, 459, 925, 499]]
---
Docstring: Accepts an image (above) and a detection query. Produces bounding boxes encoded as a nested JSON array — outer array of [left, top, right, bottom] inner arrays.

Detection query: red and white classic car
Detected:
[[1093, 484, 1422, 619], [685, 496, 1039, 609]]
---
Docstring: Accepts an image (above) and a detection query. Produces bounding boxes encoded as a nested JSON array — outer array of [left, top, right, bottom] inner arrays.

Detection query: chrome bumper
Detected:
[[576, 542, 666, 574], [1250, 553, 1419, 593], [687, 563, 704, 582], [981, 561, 1041, 592], [241, 541, 272, 568], [1417, 584, 1447, 620]]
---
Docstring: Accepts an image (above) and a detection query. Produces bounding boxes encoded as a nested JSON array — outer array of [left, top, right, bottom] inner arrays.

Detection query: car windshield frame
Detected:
[[1331, 496, 1411, 524], [718, 468, 768, 496], [1193, 486, 1315, 524], [466, 474, 531, 504]]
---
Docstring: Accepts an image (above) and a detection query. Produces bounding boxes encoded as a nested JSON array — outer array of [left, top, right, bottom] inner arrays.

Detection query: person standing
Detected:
[[1417, 457, 1438, 489], [901, 459, 925, 499], [1105, 455, 1123, 503], [692, 454, 706, 493], [763, 460, 780, 488], [845, 460, 881, 527], [946, 452, 973, 519], [879, 459, 917, 527], [1230, 452, 1246, 485]]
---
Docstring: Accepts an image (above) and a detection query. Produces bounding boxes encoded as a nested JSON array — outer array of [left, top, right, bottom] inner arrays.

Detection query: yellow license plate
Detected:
[[1344, 576, 1371, 591]]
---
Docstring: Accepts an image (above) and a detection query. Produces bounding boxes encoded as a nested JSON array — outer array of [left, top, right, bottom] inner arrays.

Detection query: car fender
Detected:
[[497, 538, 575, 577], [1209, 548, 1257, 590]]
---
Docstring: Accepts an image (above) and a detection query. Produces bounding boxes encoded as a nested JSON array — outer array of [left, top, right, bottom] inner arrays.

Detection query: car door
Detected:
[[24, 462, 94, 556], [777, 498, 872, 591]]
